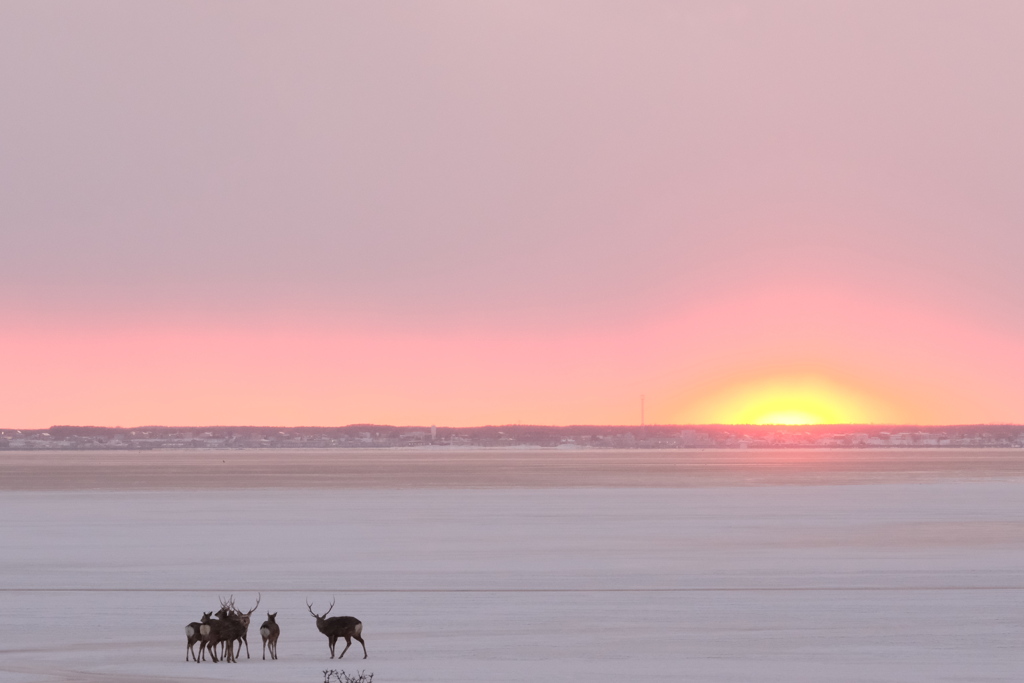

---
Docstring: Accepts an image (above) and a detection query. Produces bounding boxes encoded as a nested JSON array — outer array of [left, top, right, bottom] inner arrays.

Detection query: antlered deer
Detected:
[[185, 612, 212, 662], [200, 605, 245, 663], [306, 598, 367, 659], [231, 594, 260, 659], [260, 611, 280, 660]]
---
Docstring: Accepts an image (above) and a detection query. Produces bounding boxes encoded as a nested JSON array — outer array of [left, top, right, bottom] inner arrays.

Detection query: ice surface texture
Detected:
[[0, 449, 1022, 682]]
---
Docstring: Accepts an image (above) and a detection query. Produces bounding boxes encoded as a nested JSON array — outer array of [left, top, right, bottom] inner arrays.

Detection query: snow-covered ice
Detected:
[[1, 450, 1023, 682]]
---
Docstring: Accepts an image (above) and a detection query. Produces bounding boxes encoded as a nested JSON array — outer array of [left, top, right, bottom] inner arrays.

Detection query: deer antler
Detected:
[[307, 598, 319, 618], [324, 596, 335, 617], [245, 593, 261, 616]]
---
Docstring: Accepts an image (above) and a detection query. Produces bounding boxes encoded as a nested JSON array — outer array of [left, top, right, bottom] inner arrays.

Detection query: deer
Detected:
[[196, 609, 220, 662], [230, 594, 260, 659], [185, 611, 212, 662], [220, 598, 250, 663], [198, 611, 221, 663], [197, 610, 222, 663], [210, 595, 258, 661], [260, 611, 280, 660], [200, 603, 246, 663], [307, 598, 367, 659]]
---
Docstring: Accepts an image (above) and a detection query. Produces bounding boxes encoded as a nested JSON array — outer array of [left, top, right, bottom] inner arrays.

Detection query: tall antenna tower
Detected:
[[641, 394, 645, 440]]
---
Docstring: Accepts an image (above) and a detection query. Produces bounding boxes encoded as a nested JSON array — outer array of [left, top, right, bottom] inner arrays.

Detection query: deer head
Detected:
[[214, 597, 236, 621], [307, 597, 335, 627], [233, 593, 260, 628], [218, 595, 247, 620], [266, 611, 277, 623], [243, 594, 261, 619]]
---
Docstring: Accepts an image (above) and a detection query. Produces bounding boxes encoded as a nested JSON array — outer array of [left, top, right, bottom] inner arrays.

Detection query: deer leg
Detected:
[[329, 635, 337, 658], [355, 634, 368, 659], [244, 634, 250, 658], [338, 636, 352, 659]]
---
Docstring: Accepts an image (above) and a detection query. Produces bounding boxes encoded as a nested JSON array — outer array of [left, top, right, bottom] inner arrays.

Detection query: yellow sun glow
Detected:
[[689, 376, 878, 425]]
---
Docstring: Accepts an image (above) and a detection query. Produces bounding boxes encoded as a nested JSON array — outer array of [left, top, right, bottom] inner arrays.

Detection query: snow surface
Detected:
[[1, 451, 1023, 682]]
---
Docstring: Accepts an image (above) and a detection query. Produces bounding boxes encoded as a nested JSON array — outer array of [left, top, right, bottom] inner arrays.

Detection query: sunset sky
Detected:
[[3, 1, 1024, 428]]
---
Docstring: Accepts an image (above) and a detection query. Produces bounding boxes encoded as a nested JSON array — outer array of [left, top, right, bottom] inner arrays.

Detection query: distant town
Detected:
[[2, 424, 1024, 450]]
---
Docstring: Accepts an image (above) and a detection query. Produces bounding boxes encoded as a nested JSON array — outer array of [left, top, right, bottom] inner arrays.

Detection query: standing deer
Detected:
[[307, 598, 367, 659], [198, 611, 221, 663], [185, 612, 212, 662], [260, 611, 280, 660], [197, 608, 222, 662], [200, 605, 245, 663], [212, 595, 257, 661], [232, 594, 261, 659]]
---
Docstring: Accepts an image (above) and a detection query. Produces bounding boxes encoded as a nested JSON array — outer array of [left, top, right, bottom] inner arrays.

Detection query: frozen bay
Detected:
[[0, 449, 1022, 682]]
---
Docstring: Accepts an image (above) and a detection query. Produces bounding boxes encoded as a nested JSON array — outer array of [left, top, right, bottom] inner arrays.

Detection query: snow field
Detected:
[[1, 482, 1023, 682]]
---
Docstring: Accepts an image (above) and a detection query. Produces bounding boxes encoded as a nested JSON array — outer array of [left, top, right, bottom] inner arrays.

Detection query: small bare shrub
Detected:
[[323, 669, 374, 683]]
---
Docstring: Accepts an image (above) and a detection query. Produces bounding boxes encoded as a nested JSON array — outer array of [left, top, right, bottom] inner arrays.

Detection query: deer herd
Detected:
[[185, 595, 367, 663]]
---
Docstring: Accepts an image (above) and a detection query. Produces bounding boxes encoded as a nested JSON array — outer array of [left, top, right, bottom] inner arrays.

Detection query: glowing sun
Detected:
[[689, 376, 880, 425]]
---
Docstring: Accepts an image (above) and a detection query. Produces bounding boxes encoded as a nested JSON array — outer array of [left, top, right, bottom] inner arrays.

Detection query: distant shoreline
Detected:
[[2, 444, 1024, 452], [4, 424, 1024, 450]]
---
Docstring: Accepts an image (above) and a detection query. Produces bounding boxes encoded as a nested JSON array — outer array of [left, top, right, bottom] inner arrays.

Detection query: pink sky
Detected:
[[3, 2, 1024, 427]]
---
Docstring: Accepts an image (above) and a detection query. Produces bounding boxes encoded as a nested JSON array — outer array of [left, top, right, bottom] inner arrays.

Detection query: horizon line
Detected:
[[6, 423, 1024, 431]]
